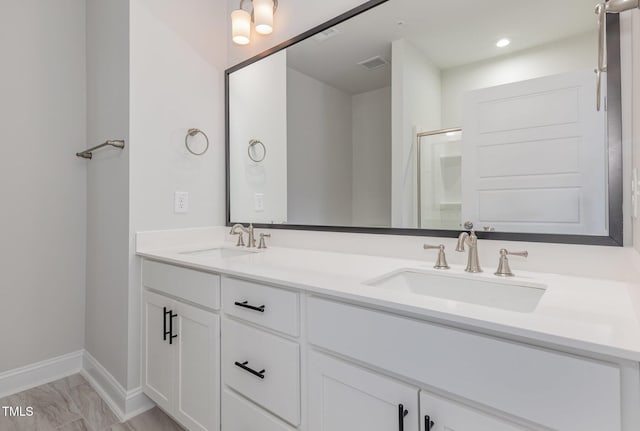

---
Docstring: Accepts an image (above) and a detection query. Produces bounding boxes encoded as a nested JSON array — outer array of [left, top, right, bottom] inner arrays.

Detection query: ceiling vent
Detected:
[[312, 27, 340, 42], [357, 56, 389, 70]]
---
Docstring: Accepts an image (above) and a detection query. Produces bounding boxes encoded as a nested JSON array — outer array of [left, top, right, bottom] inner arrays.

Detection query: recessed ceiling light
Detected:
[[496, 38, 511, 48]]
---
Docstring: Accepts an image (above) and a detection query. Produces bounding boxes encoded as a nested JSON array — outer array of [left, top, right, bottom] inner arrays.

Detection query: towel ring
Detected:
[[185, 128, 209, 156], [248, 139, 266, 162]]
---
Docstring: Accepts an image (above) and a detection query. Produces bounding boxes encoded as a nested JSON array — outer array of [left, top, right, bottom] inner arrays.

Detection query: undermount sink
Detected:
[[365, 269, 546, 313], [178, 247, 253, 259]]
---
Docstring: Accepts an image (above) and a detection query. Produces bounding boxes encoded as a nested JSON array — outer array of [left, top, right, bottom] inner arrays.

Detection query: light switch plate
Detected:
[[254, 193, 264, 212], [174, 191, 189, 213]]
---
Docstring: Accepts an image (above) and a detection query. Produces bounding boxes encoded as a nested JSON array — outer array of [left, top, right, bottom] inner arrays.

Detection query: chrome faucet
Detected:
[[456, 230, 482, 273], [230, 223, 256, 248]]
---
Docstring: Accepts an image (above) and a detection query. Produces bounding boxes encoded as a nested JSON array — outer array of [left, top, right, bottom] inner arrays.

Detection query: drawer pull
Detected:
[[425, 415, 434, 431], [234, 300, 265, 313], [234, 361, 266, 379], [398, 404, 408, 431]]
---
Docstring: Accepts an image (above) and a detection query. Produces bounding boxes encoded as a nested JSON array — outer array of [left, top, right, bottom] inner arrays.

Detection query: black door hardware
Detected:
[[164, 307, 178, 344], [234, 300, 265, 313], [425, 414, 435, 430], [234, 361, 266, 379], [168, 310, 178, 344], [163, 307, 170, 341], [398, 404, 408, 431]]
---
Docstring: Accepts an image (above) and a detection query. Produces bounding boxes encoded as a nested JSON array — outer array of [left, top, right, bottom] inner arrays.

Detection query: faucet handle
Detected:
[[232, 231, 245, 247], [423, 244, 450, 270], [258, 233, 271, 249], [494, 248, 528, 277]]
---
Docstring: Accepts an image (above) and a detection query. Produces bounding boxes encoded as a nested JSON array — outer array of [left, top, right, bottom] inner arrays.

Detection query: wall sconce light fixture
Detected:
[[231, 0, 278, 45]]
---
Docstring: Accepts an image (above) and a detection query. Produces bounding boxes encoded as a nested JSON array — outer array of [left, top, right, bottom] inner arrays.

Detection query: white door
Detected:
[[461, 69, 607, 235], [142, 290, 174, 412], [308, 350, 419, 431], [174, 301, 220, 431], [420, 391, 530, 431]]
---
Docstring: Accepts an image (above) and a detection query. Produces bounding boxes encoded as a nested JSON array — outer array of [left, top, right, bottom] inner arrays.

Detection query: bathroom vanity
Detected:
[[137, 236, 640, 431]]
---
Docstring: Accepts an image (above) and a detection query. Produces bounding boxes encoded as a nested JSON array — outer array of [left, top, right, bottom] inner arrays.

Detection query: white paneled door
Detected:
[[419, 391, 530, 431], [308, 350, 419, 431], [143, 290, 220, 431], [142, 290, 174, 412], [174, 301, 220, 431], [461, 69, 607, 235]]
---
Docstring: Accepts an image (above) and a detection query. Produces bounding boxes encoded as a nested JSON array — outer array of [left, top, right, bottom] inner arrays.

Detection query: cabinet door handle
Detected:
[[425, 414, 434, 431], [234, 300, 265, 313], [398, 404, 408, 431], [234, 361, 265, 379], [168, 310, 178, 344], [163, 307, 171, 341]]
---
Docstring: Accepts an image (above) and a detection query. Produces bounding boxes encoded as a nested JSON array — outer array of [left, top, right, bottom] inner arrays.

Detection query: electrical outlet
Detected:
[[174, 191, 189, 214], [254, 193, 264, 212]]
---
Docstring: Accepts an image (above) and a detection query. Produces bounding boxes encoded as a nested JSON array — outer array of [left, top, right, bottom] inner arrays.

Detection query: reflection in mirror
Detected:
[[228, 0, 619, 240]]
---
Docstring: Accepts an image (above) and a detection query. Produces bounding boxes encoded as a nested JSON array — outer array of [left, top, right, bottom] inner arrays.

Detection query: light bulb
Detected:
[[496, 38, 511, 48], [232, 9, 251, 45], [254, 0, 274, 35]]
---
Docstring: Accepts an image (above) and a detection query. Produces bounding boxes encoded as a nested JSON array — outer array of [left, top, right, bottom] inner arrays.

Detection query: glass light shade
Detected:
[[253, 0, 274, 35], [231, 9, 251, 45]]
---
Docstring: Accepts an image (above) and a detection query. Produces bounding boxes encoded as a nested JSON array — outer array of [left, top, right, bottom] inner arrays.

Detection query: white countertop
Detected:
[[137, 241, 640, 362]]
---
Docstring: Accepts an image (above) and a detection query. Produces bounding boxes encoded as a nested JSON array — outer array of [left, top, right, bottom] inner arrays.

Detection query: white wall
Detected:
[[0, 0, 86, 372], [85, 0, 131, 387], [391, 39, 442, 228], [287, 68, 353, 226], [230, 52, 288, 224], [441, 31, 596, 128], [352, 86, 392, 227]]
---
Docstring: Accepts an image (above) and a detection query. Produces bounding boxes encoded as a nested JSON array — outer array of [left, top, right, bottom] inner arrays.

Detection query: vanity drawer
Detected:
[[222, 317, 300, 426], [222, 276, 299, 337], [142, 260, 220, 310], [222, 389, 295, 431], [307, 297, 621, 431]]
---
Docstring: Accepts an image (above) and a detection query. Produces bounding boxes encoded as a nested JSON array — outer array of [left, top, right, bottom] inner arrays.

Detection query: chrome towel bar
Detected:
[[76, 140, 125, 160]]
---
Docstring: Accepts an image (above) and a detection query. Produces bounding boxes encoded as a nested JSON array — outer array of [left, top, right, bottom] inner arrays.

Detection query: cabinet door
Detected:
[[420, 392, 529, 431], [142, 290, 174, 412], [308, 351, 419, 431], [174, 301, 220, 431]]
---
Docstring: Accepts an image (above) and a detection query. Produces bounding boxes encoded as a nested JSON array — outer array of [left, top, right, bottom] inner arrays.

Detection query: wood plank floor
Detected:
[[0, 374, 183, 431]]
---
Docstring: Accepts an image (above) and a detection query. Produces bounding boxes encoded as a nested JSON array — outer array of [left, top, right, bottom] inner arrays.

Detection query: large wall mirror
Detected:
[[226, 0, 623, 245]]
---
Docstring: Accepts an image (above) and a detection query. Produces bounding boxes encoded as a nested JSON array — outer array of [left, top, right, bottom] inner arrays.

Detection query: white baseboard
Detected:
[[0, 351, 83, 399], [0, 350, 154, 422], [81, 350, 154, 421]]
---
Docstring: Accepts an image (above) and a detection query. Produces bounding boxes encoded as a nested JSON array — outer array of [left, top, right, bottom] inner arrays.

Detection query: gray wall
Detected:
[[85, 0, 131, 387], [0, 0, 87, 373], [352, 87, 392, 227], [287, 68, 353, 226]]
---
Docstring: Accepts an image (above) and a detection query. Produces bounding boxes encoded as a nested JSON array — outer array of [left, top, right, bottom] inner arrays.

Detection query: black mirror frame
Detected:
[[225, 0, 624, 247]]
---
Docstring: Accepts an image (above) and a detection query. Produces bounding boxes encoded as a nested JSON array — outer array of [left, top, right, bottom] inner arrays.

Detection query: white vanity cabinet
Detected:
[[139, 257, 638, 431], [142, 261, 221, 431]]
